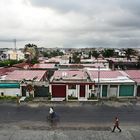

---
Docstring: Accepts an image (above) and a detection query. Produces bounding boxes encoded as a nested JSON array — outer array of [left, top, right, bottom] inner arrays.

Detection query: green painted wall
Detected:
[[119, 85, 134, 96], [0, 83, 20, 88]]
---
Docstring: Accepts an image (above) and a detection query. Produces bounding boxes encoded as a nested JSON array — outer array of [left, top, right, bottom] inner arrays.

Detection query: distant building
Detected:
[[4, 50, 24, 60]]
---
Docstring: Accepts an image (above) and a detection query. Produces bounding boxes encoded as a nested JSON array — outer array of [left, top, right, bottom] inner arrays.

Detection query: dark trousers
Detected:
[[112, 125, 121, 132]]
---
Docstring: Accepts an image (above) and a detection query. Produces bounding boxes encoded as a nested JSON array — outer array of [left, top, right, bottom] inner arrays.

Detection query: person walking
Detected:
[[112, 117, 122, 132]]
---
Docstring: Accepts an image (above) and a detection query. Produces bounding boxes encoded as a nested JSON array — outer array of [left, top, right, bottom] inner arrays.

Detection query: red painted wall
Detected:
[[52, 85, 66, 97]]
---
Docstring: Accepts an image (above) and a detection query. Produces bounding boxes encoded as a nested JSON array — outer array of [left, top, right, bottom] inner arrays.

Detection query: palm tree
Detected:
[[24, 44, 39, 63]]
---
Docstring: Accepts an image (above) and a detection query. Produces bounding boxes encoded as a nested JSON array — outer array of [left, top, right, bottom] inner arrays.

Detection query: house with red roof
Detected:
[[87, 70, 136, 98], [5, 70, 49, 97], [31, 63, 58, 80], [50, 70, 94, 101]]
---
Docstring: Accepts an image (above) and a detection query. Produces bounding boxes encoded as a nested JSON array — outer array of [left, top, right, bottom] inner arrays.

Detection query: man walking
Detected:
[[112, 117, 122, 132]]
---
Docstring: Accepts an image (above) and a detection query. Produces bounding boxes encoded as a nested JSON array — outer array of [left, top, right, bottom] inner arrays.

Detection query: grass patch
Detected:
[[68, 95, 78, 100], [0, 96, 17, 101], [88, 94, 97, 100]]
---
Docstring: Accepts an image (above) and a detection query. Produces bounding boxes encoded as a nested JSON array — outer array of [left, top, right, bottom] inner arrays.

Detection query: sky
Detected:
[[0, 0, 140, 48]]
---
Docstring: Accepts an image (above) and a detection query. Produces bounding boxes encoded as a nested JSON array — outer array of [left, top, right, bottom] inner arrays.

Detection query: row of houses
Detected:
[[0, 63, 140, 101]]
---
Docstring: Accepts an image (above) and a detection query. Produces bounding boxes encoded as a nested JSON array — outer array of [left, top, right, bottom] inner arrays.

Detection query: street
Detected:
[[0, 102, 140, 140], [0, 102, 140, 125]]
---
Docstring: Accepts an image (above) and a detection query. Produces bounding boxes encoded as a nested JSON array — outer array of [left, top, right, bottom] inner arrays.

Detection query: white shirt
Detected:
[[49, 108, 54, 114]]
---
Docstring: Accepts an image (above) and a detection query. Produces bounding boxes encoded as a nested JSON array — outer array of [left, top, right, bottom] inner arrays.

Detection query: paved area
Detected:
[[0, 126, 140, 140], [0, 101, 140, 140]]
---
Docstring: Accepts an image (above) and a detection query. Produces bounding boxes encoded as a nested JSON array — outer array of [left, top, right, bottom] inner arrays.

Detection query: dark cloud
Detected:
[[0, 0, 140, 48]]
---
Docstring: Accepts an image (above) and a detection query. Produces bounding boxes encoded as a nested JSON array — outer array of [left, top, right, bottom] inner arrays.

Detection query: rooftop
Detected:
[[51, 70, 88, 82], [5, 70, 47, 81], [125, 70, 140, 83], [32, 63, 56, 69], [88, 70, 134, 83]]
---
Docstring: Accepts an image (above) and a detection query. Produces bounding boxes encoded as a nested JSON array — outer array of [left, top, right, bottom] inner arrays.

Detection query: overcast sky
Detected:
[[0, 0, 140, 48]]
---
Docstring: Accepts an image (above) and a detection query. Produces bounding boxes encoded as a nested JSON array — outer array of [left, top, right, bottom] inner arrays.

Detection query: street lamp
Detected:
[[97, 66, 100, 99]]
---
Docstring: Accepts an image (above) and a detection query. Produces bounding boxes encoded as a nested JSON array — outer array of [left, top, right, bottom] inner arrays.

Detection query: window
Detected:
[[1, 92, 4, 96], [68, 85, 76, 89], [89, 85, 92, 89]]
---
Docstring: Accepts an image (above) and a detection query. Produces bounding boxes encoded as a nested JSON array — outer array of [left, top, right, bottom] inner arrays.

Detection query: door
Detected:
[[34, 86, 49, 97], [108, 85, 118, 97], [52, 85, 66, 98], [80, 85, 85, 97], [22, 86, 26, 96], [102, 85, 107, 97]]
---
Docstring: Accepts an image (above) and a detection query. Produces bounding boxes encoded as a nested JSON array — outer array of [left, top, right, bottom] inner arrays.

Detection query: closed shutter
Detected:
[[102, 85, 107, 97], [34, 86, 49, 97], [52, 85, 66, 98], [119, 85, 134, 96]]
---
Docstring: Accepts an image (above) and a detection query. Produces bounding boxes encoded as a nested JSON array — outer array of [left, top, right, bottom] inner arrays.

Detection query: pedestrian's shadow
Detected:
[[46, 114, 60, 128]]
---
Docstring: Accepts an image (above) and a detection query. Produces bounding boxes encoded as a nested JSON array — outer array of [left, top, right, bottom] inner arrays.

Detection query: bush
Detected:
[[47, 92, 52, 100], [68, 95, 78, 100], [109, 96, 118, 101], [88, 94, 97, 100], [25, 96, 33, 102], [0, 96, 17, 100]]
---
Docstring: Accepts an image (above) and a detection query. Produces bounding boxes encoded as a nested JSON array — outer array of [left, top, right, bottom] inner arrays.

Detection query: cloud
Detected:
[[0, 0, 140, 48]]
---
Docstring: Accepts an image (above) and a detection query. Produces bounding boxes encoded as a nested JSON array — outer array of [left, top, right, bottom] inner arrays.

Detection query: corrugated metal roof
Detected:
[[125, 70, 140, 83], [0, 67, 19, 76], [88, 70, 134, 83], [88, 70, 122, 79], [5, 70, 46, 81], [52, 70, 88, 82], [32, 64, 55, 69]]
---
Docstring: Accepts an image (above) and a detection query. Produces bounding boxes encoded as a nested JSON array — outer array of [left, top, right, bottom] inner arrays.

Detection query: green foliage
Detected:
[[124, 48, 137, 60], [0, 96, 17, 100], [88, 94, 97, 100], [47, 93, 52, 100], [0, 60, 24, 67], [68, 95, 78, 100], [24, 43, 39, 63], [72, 52, 81, 63], [92, 50, 100, 59], [42, 50, 64, 58], [102, 49, 115, 58], [30, 59, 39, 64], [25, 96, 33, 102]]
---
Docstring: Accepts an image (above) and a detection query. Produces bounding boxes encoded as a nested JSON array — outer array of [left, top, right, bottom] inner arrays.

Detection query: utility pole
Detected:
[[97, 66, 100, 99]]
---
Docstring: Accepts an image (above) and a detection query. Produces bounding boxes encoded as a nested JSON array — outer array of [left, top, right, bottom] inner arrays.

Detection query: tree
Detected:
[[102, 49, 115, 58], [72, 52, 81, 63], [42, 50, 64, 58], [24, 44, 39, 63], [92, 50, 100, 59], [124, 48, 137, 60]]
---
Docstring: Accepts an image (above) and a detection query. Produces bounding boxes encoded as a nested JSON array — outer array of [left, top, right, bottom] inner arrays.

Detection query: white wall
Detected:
[[0, 88, 21, 96], [68, 89, 77, 97]]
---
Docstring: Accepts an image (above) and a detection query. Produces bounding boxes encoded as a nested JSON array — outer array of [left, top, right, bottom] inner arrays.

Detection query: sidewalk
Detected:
[[0, 123, 140, 140]]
